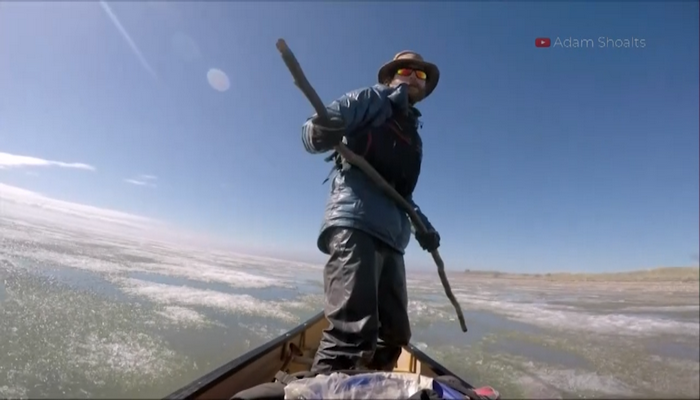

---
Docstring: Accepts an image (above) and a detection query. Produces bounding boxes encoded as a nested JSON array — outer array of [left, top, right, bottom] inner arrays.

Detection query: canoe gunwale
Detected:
[[164, 312, 326, 400], [164, 311, 474, 399]]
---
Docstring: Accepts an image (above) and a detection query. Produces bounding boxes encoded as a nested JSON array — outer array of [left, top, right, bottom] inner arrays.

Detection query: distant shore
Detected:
[[459, 266, 699, 283]]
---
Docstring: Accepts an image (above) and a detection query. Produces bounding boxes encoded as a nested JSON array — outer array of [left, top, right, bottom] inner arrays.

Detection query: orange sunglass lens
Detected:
[[396, 68, 427, 80]]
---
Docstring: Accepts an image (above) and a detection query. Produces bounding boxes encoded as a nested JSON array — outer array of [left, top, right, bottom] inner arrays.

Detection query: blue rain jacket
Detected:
[[301, 83, 435, 255]]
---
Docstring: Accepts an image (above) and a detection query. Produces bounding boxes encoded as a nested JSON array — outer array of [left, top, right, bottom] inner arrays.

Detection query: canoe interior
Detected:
[[165, 311, 473, 400]]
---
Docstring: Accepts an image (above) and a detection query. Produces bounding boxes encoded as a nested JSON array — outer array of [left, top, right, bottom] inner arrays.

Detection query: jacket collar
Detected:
[[383, 84, 422, 118]]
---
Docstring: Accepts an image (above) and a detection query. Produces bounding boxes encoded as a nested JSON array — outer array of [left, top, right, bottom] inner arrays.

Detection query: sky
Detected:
[[0, 1, 698, 273]]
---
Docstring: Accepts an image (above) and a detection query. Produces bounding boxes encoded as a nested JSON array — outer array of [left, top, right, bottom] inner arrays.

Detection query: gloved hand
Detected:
[[415, 229, 440, 252], [310, 115, 345, 152]]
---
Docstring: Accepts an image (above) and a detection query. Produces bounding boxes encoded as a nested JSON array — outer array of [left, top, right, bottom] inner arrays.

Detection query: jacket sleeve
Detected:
[[301, 85, 396, 154], [405, 195, 436, 233]]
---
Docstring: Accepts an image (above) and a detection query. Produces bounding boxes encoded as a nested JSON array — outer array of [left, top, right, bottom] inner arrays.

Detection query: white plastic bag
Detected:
[[283, 371, 434, 399]]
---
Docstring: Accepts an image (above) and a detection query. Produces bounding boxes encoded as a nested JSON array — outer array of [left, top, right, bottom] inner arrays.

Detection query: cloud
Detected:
[[0, 182, 157, 233], [124, 179, 150, 186], [138, 174, 158, 180], [124, 174, 157, 187], [0, 181, 262, 255], [0, 181, 212, 248], [0, 181, 325, 268], [0, 152, 95, 171], [99, 1, 157, 78]]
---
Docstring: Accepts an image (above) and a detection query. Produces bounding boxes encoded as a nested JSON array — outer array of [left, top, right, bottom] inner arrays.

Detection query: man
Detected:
[[300, 51, 442, 374]]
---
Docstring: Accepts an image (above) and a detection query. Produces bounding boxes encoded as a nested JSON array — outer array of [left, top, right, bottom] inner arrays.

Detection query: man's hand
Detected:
[[310, 116, 345, 152], [415, 230, 440, 252]]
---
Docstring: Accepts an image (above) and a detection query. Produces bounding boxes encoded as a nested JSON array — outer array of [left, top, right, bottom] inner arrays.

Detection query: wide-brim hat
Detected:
[[377, 50, 440, 98]]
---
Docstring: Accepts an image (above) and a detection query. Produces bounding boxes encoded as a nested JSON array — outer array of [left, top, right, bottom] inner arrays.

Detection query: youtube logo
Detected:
[[535, 37, 551, 48]]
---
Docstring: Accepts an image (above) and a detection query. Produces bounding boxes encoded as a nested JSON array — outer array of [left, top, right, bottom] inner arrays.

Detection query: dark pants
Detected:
[[311, 227, 411, 374]]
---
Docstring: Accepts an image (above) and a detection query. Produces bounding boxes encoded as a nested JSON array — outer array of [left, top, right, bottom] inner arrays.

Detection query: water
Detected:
[[0, 211, 698, 399]]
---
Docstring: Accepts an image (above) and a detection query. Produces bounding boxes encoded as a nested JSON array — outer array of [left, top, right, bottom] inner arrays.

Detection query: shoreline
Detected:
[[456, 266, 699, 283]]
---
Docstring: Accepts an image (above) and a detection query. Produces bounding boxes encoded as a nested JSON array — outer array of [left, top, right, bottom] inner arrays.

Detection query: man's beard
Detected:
[[407, 85, 426, 104]]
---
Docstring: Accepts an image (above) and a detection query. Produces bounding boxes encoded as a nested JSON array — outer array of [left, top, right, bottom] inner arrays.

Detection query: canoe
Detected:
[[164, 311, 478, 400]]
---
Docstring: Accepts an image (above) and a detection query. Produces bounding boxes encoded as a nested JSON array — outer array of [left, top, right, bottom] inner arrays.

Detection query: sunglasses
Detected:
[[396, 68, 427, 80]]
